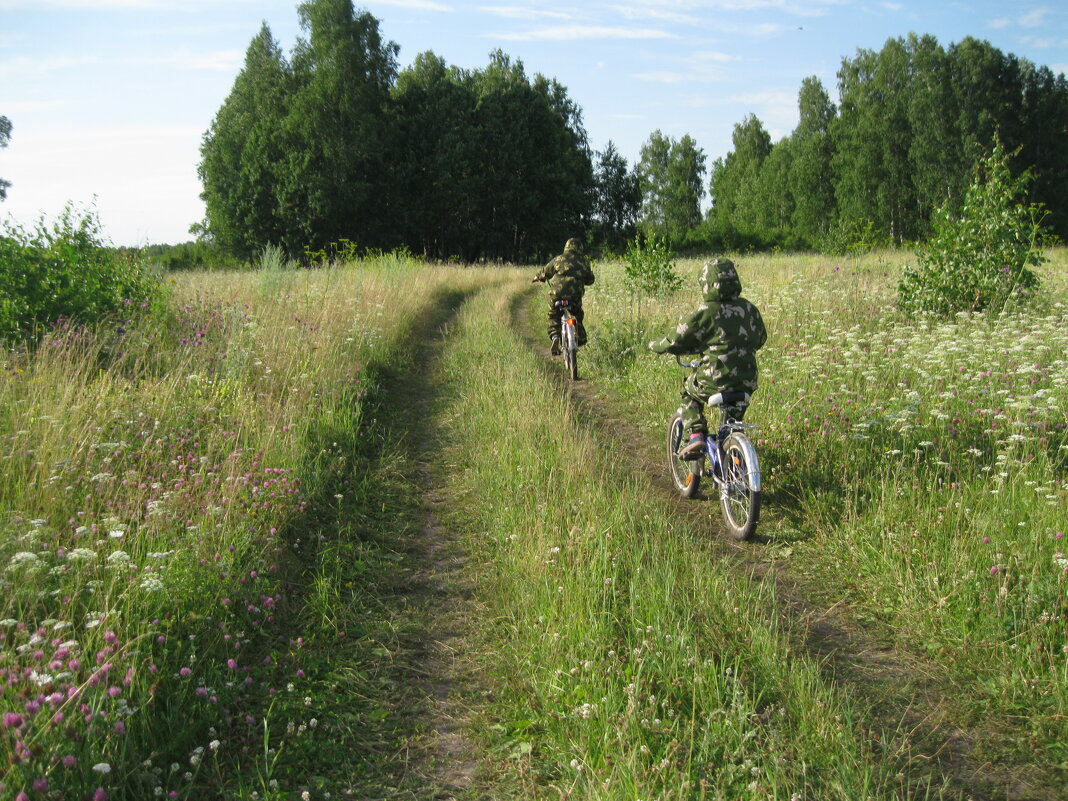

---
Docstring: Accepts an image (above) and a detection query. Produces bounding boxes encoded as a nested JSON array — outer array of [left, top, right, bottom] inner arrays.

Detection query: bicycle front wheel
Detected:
[[719, 432, 761, 540], [667, 414, 701, 498]]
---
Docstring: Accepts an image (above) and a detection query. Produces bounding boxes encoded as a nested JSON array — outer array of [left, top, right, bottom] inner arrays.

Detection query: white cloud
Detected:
[[639, 0, 840, 16], [725, 89, 796, 106], [0, 49, 241, 81], [693, 50, 739, 63], [988, 7, 1055, 31], [1020, 35, 1060, 49], [495, 25, 675, 41], [478, 5, 574, 20], [0, 99, 64, 114], [368, 0, 452, 10], [633, 70, 690, 83], [633, 49, 738, 84], [612, 4, 700, 25], [1018, 8, 1050, 28], [0, 0, 152, 7], [686, 87, 796, 118], [161, 48, 243, 72], [0, 54, 103, 82], [0, 0, 228, 8]]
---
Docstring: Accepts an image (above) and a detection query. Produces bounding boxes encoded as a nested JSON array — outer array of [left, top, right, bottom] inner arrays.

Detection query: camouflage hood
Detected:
[[700, 258, 742, 302]]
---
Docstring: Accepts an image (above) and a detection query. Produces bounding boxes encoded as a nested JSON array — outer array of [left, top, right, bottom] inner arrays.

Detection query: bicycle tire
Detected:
[[562, 317, 578, 380], [719, 431, 760, 540], [666, 414, 702, 498]]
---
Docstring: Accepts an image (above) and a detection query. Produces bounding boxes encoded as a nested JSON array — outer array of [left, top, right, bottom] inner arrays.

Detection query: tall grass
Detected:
[[437, 280, 937, 799], [0, 256, 493, 799], [582, 248, 1068, 772]]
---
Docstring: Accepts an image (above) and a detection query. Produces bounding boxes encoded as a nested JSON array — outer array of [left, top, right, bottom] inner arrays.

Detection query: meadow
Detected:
[[0, 257, 506, 799], [583, 248, 1068, 787], [1, 248, 1065, 800]]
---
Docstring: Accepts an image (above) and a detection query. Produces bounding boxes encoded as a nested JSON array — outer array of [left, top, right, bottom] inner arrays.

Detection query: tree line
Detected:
[[199, 2, 1068, 262], [199, 0, 597, 263], [706, 34, 1068, 251]]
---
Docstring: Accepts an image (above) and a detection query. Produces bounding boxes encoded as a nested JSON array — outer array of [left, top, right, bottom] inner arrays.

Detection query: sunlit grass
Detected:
[[582, 247, 1068, 767], [0, 257, 496, 799], [437, 279, 934, 799]]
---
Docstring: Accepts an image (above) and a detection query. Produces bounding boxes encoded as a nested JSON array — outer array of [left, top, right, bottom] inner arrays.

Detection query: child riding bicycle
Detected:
[[532, 237, 595, 355], [648, 258, 767, 459]]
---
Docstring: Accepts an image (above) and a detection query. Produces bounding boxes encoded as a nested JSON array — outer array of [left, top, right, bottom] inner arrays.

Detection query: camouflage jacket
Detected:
[[648, 259, 767, 393], [533, 240, 595, 298]]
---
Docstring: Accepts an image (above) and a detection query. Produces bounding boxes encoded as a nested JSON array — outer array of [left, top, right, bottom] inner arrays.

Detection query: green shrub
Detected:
[[256, 242, 299, 271], [586, 317, 647, 373], [622, 233, 682, 297], [820, 217, 889, 257], [0, 203, 163, 341], [131, 240, 246, 271], [898, 140, 1046, 317]]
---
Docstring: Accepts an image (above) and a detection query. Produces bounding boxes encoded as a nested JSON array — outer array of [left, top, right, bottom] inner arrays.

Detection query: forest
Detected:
[[198, 0, 1068, 263]]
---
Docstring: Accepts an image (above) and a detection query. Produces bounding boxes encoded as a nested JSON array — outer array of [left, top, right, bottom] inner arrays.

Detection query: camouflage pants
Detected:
[[546, 293, 587, 346], [680, 370, 749, 436]]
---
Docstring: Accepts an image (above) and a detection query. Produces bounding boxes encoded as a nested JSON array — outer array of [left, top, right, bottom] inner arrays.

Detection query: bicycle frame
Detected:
[[675, 358, 754, 479], [557, 299, 576, 330], [667, 355, 762, 539], [698, 423, 762, 493], [557, 299, 579, 379]]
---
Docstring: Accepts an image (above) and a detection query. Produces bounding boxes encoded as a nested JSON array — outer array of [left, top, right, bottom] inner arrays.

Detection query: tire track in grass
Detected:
[[359, 283, 499, 799], [512, 289, 1063, 801], [450, 285, 908, 800], [283, 279, 508, 800]]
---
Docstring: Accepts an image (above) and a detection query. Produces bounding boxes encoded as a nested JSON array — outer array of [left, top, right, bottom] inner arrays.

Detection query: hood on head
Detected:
[[700, 258, 741, 301], [564, 237, 583, 254]]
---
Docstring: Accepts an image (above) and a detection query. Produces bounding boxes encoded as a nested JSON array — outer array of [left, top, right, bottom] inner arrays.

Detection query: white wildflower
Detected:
[[140, 574, 165, 592], [8, 551, 40, 567]]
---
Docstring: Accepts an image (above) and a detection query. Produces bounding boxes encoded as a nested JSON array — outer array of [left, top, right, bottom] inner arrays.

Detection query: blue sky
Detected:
[[1, 0, 1066, 246]]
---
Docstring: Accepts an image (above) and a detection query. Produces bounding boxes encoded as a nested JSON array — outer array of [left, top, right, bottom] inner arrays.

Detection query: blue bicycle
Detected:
[[666, 359, 762, 540]]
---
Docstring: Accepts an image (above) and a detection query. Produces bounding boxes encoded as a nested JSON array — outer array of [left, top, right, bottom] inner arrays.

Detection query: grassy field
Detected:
[[1, 248, 1065, 799], [0, 257, 507, 799], [581, 247, 1068, 793]]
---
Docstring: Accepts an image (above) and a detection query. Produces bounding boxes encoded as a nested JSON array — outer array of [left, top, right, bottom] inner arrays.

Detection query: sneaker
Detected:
[[678, 433, 706, 460], [550, 337, 561, 356]]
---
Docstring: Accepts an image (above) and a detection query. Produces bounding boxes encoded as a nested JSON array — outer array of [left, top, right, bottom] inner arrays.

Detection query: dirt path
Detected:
[[512, 288, 1060, 801], [361, 287, 490, 800]]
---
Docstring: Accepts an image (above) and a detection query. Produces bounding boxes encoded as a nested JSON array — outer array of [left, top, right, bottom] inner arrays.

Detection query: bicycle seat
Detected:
[[707, 390, 749, 408]]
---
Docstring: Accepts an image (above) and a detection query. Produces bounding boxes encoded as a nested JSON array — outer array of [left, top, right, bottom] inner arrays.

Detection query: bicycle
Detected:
[[556, 298, 579, 380], [666, 358, 761, 540]]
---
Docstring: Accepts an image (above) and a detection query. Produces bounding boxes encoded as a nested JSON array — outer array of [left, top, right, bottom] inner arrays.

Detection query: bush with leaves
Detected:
[[0, 203, 163, 341], [898, 140, 1046, 317], [820, 217, 888, 258], [622, 233, 682, 298]]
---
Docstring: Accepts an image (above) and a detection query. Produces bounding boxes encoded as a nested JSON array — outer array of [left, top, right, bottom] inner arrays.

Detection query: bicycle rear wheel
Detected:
[[667, 414, 702, 498], [563, 318, 578, 380], [719, 432, 760, 540]]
